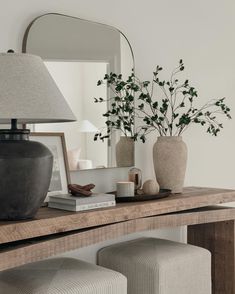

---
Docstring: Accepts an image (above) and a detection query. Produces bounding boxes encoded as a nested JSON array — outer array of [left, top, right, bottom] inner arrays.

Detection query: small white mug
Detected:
[[116, 181, 135, 197]]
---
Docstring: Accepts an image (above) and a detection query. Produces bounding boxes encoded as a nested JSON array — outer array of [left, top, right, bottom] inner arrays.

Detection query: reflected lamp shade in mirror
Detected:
[[0, 52, 76, 220], [78, 120, 99, 133]]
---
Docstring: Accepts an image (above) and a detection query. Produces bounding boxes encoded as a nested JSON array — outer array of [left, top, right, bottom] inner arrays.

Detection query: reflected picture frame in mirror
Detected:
[[22, 13, 135, 171], [30, 132, 70, 201]]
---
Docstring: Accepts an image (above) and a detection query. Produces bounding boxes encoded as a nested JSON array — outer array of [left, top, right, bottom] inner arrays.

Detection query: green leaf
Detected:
[[138, 103, 144, 110], [153, 101, 158, 108], [143, 81, 150, 87], [173, 113, 179, 119]]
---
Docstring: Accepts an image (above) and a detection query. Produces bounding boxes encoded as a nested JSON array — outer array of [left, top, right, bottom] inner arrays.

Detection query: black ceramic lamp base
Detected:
[[0, 125, 53, 220]]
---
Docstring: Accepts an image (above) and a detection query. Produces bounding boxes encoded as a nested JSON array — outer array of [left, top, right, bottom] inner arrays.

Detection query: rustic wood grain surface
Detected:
[[0, 205, 234, 271], [0, 186, 235, 244]]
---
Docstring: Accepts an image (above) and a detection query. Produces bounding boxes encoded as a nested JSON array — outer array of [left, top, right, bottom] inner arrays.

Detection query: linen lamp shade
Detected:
[[0, 53, 76, 124], [0, 52, 76, 220]]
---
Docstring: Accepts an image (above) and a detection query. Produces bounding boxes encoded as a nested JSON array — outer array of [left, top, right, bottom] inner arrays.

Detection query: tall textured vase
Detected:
[[116, 137, 134, 167], [153, 136, 187, 193]]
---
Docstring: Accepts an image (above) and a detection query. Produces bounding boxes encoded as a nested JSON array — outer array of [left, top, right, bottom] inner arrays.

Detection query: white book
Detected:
[[48, 200, 116, 212], [49, 193, 115, 206]]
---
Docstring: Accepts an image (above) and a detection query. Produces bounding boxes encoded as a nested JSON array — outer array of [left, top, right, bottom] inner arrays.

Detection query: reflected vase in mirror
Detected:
[[116, 137, 134, 167]]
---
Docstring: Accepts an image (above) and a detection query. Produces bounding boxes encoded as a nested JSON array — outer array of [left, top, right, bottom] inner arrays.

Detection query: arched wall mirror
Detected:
[[23, 13, 135, 171]]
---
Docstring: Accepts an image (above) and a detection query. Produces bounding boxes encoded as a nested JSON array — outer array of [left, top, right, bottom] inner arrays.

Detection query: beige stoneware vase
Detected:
[[116, 137, 134, 167], [153, 136, 187, 193]]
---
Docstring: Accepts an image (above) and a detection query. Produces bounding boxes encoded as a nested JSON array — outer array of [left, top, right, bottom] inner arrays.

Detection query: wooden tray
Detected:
[[110, 189, 171, 202]]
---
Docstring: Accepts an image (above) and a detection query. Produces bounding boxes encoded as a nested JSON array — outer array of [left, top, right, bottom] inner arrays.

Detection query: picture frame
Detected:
[[30, 132, 70, 201]]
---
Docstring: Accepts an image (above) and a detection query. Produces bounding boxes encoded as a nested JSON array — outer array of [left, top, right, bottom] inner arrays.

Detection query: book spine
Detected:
[[48, 202, 77, 211], [48, 201, 116, 212], [76, 201, 116, 211], [49, 197, 76, 205]]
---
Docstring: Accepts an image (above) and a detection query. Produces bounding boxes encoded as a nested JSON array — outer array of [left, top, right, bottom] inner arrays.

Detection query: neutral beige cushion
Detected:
[[98, 238, 211, 294], [0, 258, 127, 294]]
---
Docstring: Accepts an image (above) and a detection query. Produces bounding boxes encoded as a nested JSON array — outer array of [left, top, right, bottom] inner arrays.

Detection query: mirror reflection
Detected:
[[35, 61, 108, 170], [23, 13, 135, 170]]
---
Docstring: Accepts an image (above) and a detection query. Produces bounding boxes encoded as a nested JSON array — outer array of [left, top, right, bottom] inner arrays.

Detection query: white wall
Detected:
[[1, 0, 235, 262]]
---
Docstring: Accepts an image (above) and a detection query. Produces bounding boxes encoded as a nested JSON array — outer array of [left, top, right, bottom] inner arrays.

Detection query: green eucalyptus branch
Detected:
[[94, 60, 231, 143], [94, 71, 138, 142], [137, 60, 231, 137]]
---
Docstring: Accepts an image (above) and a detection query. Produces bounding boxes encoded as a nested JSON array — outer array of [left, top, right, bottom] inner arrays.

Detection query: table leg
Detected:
[[188, 220, 235, 294]]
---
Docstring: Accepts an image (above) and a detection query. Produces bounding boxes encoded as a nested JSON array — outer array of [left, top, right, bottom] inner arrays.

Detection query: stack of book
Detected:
[[48, 193, 116, 212]]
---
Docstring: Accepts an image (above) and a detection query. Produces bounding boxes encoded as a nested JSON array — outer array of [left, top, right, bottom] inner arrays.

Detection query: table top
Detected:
[[0, 186, 235, 271], [1, 186, 235, 244]]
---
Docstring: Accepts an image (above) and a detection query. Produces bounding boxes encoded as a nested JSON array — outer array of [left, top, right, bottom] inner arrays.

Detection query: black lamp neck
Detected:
[[0, 119, 30, 141], [11, 119, 18, 130]]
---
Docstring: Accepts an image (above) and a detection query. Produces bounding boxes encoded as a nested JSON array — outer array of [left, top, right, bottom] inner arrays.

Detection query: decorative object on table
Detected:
[[116, 181, 135, 197], [153, 136, 187, 193], [142, 179, 160, 195], [94, 61, 231, 192], [136, 189, 144, 195], [68, 183, 95, 197], [128, 167, 142, 190], [0, 51, 76, 220], [30, 132, 71, 201], [137, 60, 231, 193], [113, 189, 171, 203], [107, 60, 230, 193], [48, 193, 116, 212]]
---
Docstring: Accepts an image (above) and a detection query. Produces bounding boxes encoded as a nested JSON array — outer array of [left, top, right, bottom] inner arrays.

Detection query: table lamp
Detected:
[[0, 51, 76, 220]]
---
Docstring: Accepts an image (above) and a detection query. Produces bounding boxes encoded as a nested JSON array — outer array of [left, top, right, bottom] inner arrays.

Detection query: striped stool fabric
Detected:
[[98, 238, 211, 294], [0, 257, 127, 294]]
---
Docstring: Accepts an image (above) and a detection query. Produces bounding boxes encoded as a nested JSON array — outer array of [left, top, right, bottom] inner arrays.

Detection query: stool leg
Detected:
[[188, 220, 235, 294]]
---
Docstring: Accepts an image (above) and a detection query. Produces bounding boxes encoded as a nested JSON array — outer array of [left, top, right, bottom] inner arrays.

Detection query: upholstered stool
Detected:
[[98, 238, 211, 294], [0, 257, 127, 294]]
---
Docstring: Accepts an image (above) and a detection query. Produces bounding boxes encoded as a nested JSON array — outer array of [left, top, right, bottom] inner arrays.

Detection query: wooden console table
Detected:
[[1, 187, 235, 293]]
